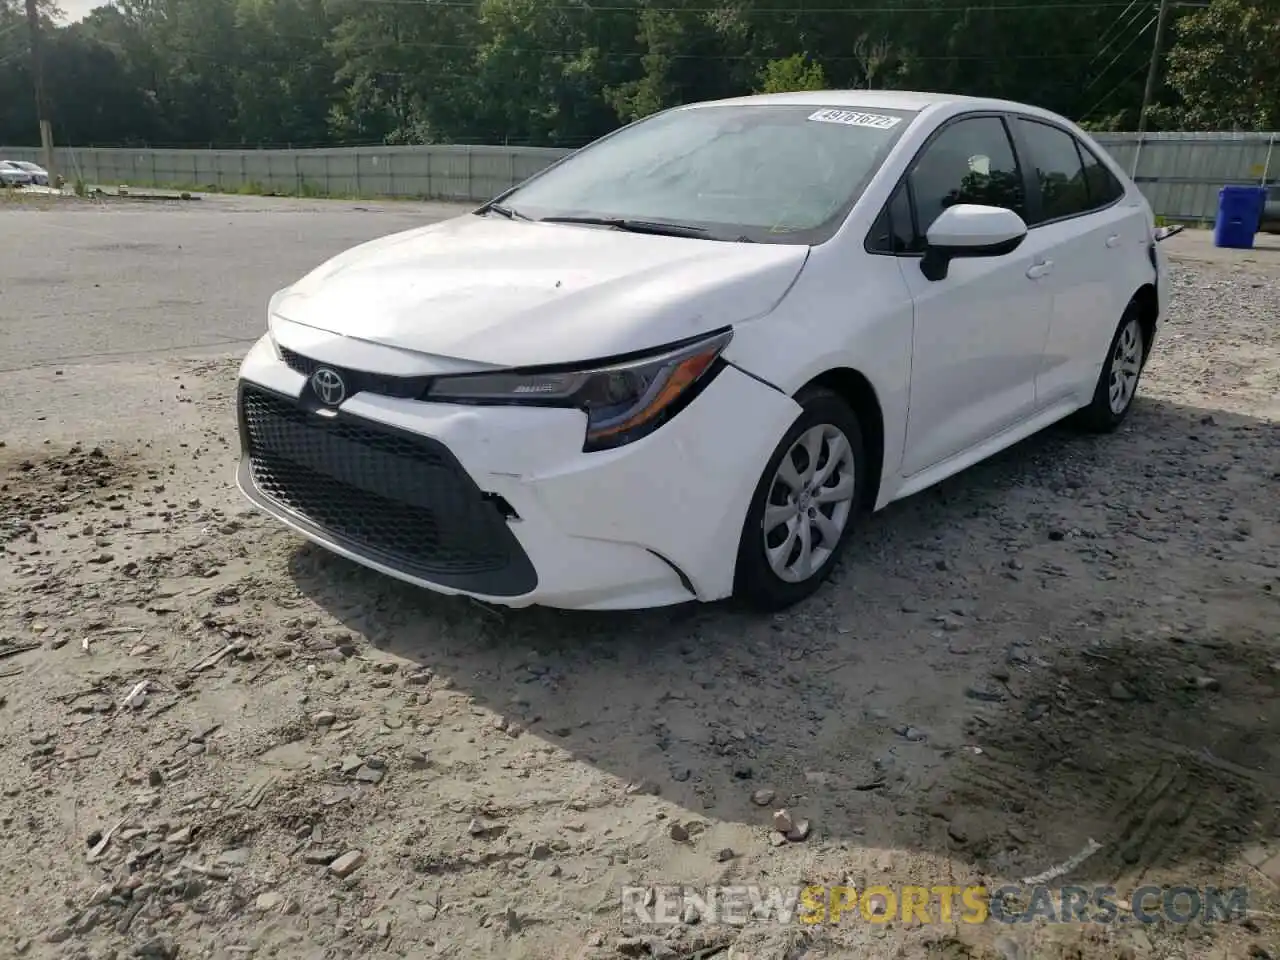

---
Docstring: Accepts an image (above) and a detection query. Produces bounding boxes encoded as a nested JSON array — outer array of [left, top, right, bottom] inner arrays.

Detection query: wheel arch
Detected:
[[795, 367, 885, 512], [1132, 283, 1159, 362]]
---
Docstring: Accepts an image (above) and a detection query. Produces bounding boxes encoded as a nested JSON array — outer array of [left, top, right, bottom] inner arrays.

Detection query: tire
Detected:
[[733, 386, 867, 611], [1074, 301, 1147, 433]]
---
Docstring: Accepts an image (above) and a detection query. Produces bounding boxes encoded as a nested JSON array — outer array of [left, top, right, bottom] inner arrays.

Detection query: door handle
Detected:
[[1026, 259, 1053, 280], [1105, 234, 1121, 248]]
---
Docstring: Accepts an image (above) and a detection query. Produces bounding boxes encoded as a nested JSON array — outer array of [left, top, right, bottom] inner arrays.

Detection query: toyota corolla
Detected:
[[235, 90, 1170, 611]]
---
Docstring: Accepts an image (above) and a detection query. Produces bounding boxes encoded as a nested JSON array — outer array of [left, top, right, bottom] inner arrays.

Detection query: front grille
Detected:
[[278, 346, 318, 377], [238, 384, 537, 596], [279, 346, 432, 401]]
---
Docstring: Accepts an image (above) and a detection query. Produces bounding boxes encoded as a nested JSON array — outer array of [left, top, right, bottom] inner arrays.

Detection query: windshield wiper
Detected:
[[537, 215, 710, 239], [478, 201, 531, 221]]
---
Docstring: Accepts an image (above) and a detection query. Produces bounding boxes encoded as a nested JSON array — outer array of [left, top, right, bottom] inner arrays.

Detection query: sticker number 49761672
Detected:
[[807, 109, 902, 130]]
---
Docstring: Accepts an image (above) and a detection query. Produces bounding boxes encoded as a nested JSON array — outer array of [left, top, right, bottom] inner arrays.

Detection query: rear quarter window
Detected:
[[1078, 142, 1126, 207]]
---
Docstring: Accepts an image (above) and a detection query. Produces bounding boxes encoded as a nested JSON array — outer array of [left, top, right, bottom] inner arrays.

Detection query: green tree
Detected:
[[465, 0, 617, 145], [231, 0, 337, 145], [326, 0, 479, 143], [0, 0, 66, 145], [1158, 0, 1280, 129], [605, 9, 687, 124], [2, 0, 1274, 150], [756, 53, 826, 94]]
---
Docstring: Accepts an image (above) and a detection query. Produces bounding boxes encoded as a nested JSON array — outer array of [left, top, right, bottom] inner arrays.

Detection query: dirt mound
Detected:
[[1, 444, 135, 543]]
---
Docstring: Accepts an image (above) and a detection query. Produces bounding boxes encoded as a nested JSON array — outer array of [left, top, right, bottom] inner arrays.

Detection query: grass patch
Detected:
[[0, 186, 87, 208]]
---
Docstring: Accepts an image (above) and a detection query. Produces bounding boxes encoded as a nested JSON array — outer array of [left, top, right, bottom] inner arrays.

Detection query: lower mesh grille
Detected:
[[237, 383, 536, 595]]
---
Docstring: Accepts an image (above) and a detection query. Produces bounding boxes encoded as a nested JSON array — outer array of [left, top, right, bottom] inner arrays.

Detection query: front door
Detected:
[[897, 114, 1056, 477]]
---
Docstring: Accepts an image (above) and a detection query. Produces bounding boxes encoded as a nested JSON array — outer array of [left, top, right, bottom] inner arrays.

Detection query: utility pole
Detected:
[[1136, 0, 1172, 136], [24, 0, 56, 185]]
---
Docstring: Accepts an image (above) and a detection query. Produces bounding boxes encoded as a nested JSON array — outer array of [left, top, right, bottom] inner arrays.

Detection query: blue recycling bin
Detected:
[[1214, 185, 1267, 249]]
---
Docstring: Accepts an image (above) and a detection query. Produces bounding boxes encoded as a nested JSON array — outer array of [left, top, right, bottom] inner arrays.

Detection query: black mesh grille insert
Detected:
[[279, 346, 319, 377], [278, 346, 432, 401], [238, 383, 536, 595]]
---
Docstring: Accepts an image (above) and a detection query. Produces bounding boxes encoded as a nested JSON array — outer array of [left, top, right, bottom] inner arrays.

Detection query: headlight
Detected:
[[426, 329, 733, 451]]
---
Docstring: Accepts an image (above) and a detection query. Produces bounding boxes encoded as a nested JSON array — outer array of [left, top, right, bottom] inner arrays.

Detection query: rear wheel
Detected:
[[734, 387, 866, 611], [1075, 302, 1146, 433]]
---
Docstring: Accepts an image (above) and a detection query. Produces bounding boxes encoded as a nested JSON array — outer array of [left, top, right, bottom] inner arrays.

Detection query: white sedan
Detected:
[[7, 160, 50, 185], [236, 90, 1170, 611], [0, 161, 34, 187]]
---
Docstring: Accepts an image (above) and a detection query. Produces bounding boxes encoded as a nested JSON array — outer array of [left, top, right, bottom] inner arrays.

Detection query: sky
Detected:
[[54, 0, 97, 23]]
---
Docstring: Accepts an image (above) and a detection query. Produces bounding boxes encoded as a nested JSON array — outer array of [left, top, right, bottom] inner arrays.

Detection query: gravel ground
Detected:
[[1, 201, 1279, 960]]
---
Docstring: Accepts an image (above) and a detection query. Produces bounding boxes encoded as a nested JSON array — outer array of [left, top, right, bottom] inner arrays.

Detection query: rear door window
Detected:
[[1014, 118, 1093, 223], [1077, 142, 1125, 207]]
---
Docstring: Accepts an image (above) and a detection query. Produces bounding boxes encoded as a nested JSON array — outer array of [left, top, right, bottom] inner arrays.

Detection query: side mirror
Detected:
[[920, 204, 1028, 281]]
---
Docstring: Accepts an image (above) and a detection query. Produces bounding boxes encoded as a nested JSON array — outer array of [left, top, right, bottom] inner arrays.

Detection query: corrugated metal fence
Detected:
[[1093, 131, 1278, 222], [0, 143, 571, 204], [3, 131, 1277, 222]]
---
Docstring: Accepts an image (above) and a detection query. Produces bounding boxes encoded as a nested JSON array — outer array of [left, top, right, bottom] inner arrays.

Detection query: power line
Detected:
[[167, 34, 1126, 63], [1081, 57, 1148, 119], [343, 0, 1148, 11], [1084, 10, 1155, 89], [1091, 0, 1144, 51], [1089, 0, 1152, 67], [381, 40, 1118, 60]]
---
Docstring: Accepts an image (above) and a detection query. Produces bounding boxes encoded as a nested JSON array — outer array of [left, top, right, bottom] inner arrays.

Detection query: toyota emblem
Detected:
[[311, 367, 347, 407]]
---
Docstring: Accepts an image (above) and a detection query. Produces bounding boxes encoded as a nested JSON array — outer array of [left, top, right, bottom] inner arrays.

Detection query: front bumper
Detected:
[[235, 334, 799, 610]]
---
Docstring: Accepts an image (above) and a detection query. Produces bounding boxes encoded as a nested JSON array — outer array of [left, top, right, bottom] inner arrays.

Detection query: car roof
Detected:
[[678, 89, 1066, 121]]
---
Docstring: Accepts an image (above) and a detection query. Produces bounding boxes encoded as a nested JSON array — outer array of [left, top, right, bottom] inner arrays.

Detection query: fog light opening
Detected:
[[482, 492, 521, 521]]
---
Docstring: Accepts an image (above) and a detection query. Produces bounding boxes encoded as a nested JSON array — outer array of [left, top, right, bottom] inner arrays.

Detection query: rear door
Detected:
[[1007, 115, 1147, 409]]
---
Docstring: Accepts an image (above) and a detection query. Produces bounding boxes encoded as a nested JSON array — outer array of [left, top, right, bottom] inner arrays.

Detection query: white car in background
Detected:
[[235, 90, 1170, 611], [7, 160, 49, 185], [0, 161, 34, 187]]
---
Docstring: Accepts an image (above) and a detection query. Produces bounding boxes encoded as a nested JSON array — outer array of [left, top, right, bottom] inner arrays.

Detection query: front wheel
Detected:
[[1074, 304, 1146, 433], [733, 387, 866, 611]]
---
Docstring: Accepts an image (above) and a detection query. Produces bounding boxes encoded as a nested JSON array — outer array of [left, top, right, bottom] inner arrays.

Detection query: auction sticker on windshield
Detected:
[[807, 109, 902, 129]]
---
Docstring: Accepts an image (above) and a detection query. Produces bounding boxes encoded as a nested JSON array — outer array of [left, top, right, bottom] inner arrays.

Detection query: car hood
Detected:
[[271, 214, 810, 368]]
